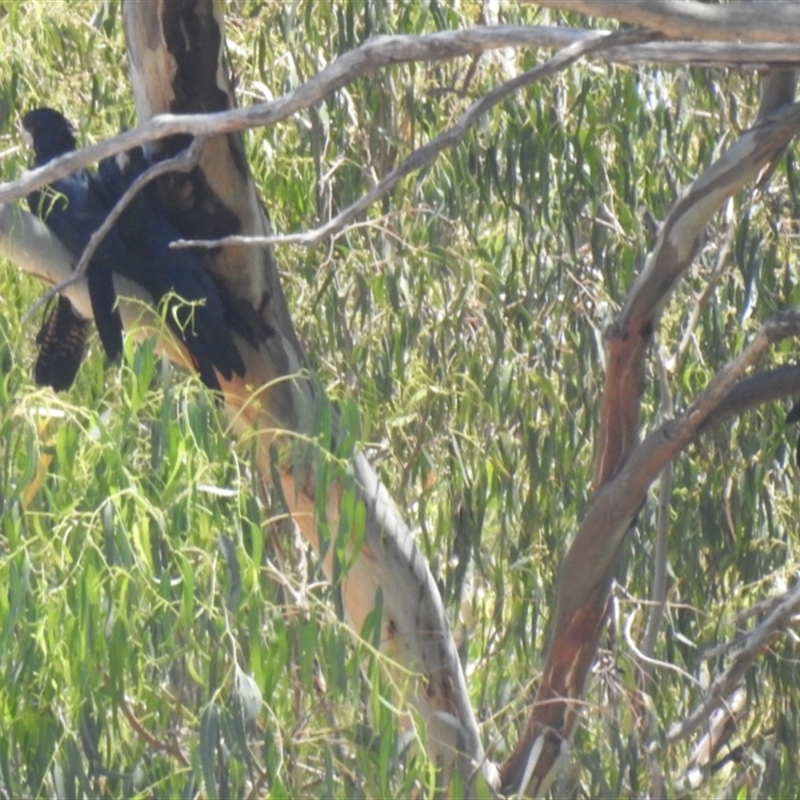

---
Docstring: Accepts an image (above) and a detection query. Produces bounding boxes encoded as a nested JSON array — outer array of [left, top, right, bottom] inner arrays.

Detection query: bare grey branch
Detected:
[[667, 580, 800, 744], [174, 28, 656, 251]]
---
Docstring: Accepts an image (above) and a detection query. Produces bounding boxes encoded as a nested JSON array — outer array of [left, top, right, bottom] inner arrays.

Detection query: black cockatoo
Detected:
[[21, 107, 246, 392], [33, 295, 91, 392]]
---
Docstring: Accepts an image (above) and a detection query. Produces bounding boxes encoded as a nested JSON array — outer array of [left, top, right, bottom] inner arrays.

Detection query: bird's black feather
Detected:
[[22, 107, 247, 392], [34, 295, 90, 391], [22, 107, 124, 363], [786, 401, 800, 467]]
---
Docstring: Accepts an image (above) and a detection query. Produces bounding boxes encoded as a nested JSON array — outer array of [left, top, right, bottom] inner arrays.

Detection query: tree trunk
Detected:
[[122, 0, 489, 790]]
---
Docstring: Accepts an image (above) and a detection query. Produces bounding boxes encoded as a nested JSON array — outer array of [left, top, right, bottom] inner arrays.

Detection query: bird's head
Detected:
[[20, 107, 77, 163]]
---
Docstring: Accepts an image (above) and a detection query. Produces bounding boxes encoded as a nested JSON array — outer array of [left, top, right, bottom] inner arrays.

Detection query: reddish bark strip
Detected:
[[592, 331, 649, 488]]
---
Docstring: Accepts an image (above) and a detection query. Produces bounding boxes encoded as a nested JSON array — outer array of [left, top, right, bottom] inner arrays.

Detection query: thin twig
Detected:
[[626, 608, 703, 688], [118, 693, 191, 767], [667, 199, 736, 374], [667, 579, 800, 744], [639, 354, 673, 670]]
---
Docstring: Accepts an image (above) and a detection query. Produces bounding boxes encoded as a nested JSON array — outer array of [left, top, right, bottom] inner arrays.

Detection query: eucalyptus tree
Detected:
[[2, 1, 800, 797]]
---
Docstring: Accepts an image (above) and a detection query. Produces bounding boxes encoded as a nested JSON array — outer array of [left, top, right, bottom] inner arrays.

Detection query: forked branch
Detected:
[[501, 96, 800, 800]]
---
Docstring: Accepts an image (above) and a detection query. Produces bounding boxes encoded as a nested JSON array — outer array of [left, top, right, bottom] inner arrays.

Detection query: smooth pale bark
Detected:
[[536, 0, 800, 44]]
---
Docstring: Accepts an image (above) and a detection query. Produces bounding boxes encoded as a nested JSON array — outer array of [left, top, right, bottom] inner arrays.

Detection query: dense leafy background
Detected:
[[1, 1, 799, 797]]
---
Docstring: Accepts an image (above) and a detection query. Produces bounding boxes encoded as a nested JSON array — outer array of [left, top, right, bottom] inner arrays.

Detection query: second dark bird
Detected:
[[96, 146, 246, 391]]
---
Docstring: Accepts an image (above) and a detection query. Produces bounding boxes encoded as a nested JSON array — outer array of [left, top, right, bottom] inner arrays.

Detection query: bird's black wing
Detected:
[[27, 175, 125, 364], [23, 107, 127, 367], [34, 295, 90, 391], [23, 108, 247, 392]]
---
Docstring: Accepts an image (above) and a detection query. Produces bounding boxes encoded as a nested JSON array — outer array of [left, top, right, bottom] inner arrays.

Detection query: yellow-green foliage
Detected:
[[1, 1, 799, 797]]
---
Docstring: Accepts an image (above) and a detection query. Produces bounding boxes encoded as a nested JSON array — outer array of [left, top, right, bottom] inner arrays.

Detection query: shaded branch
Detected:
[[681, 688, 747, 791], [696, 364, 800, 434]]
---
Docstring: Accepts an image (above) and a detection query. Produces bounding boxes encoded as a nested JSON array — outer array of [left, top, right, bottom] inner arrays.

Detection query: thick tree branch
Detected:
[[4, 26, 797, 211], [501, 93, 800, 799], [502, 308, 800, 798], [696, 364, 800, 434], [0, 25, 606, 205], [537, 0, 800, 44], [606, 42, 800, 68], [1, 27, 658, 213], [623, 103, 800, 331], [561, 309, 800, 628], [591, 101, 800, 490]]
